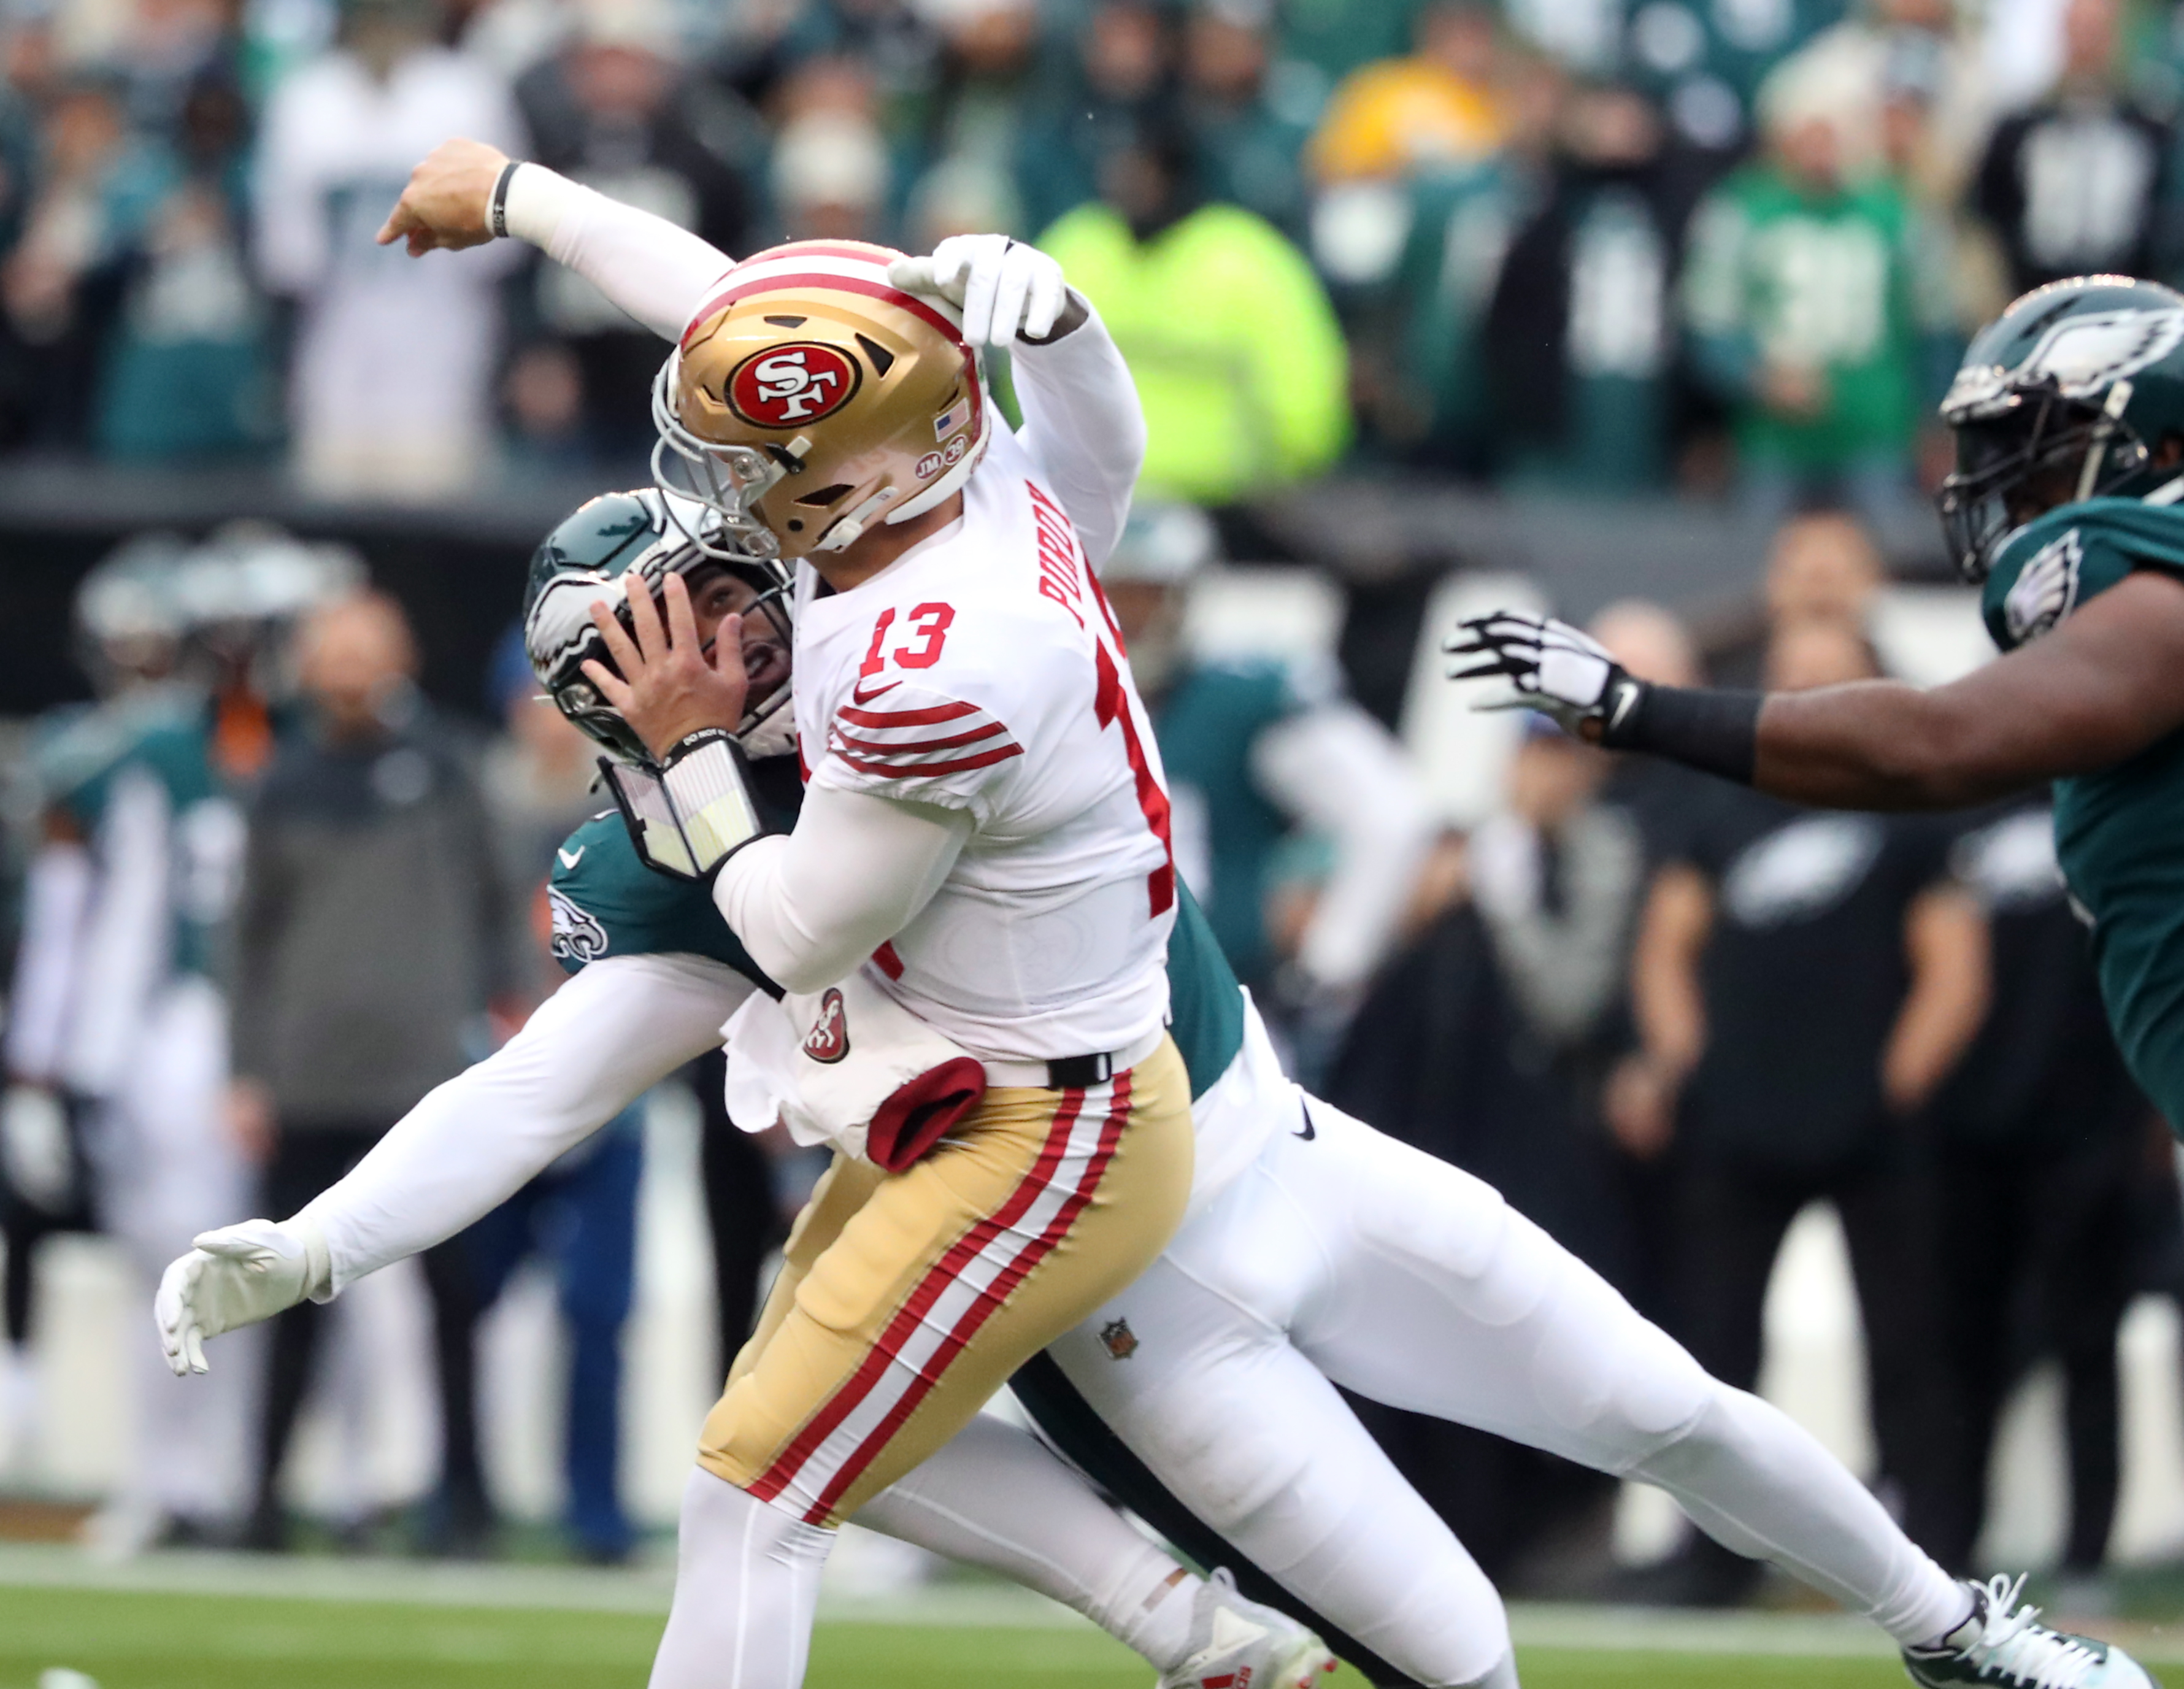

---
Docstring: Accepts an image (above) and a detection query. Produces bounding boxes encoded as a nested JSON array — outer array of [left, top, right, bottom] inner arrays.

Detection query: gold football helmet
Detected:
[[651, 240, 991, 560]]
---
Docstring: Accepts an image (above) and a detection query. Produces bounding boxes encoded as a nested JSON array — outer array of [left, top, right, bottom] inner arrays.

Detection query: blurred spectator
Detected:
[[1763, 506, 1882, 629], [1183, 0, 1310, 236], [1771, 0, 1991, 209], [1681, 56, 1936, 526], [1589, 599, 1713, 1324], [1306, 0, 1507, 183], [902, 0, 1046, 241], [1, 539, 252, 1544], [1276, 0, 1419, 93], [1972, 0, 2176, 297], [229, 590, 515, 1549], [507, 0, 759, 466], [1483, 81, 1707, 493], [95, 69, 279, 461], [1041, 124, 1348, 502], [3, 75, 131, 447], [1361, 56, 1563, 464], [1620, 615, 1984, 1589], [1932, 798, 2158, 1578], [771, 104, 890, 239], [1099, 502, 1431, 1026], [1326, 717, 1644, 1587], [253, 0, 525, 498], [1015, 0, 1178, 241]]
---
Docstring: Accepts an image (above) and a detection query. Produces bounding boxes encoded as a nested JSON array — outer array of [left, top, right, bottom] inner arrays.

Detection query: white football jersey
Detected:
[[793, 426, 1177, 1063]]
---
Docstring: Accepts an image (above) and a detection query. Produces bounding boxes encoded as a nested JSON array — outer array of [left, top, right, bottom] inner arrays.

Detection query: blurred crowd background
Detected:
[[6, 0, 2184, 1626]]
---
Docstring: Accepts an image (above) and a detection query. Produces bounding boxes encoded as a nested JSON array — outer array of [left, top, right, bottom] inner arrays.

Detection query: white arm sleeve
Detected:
[[4, 842, 92, 1082], [1252, 701, 1437, 995], [1010, 302, 1146, 571], [294, 953, 750, 1292], [712, 784, 971, 996], [502, 163, 736, 342]]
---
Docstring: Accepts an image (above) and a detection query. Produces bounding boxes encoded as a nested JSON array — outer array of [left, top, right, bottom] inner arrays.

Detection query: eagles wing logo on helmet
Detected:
[[802, 987, 850, 1064], [2004, 529, 2084, 644], [728, 344, 862, 429], [2020, 308, 2184, 399]]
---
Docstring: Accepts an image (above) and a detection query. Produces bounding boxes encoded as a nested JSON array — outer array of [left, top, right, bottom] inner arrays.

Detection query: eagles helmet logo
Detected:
[[2005, 529, 2084, 644], [1948, 307, 2184, 417], [547, 888, 610, 964], [802, 987, 850, 1064], [728, 344, 862, 428]]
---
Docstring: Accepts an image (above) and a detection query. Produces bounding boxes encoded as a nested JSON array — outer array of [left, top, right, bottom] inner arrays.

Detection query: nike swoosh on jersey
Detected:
[[850, 677, 901, 705], [557, 846, 585, 870], [1294, 1100, 1316, 1141]]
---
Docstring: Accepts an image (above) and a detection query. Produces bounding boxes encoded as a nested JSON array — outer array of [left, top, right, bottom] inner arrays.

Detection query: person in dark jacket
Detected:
[[228, 590, 516, 1550], [1972, 0, 2175, 294]]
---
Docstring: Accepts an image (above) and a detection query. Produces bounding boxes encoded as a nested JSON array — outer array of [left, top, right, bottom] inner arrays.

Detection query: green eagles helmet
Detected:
[[523, 487, 793, 764], [1938, 275, 2184, 582]]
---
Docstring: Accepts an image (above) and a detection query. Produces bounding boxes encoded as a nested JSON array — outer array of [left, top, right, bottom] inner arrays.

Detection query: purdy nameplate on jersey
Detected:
[[600, 734, 765, 880]]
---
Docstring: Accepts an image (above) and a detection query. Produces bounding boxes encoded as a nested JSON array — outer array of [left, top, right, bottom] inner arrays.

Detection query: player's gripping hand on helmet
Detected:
[[1444, 612, 1638, 736], [155, 1215, 330, 1377], [888, 235, 1085, 348]]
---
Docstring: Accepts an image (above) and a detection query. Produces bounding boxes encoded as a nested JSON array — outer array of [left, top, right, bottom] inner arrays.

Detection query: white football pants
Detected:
[[1045, 1092, 1969, 1686]]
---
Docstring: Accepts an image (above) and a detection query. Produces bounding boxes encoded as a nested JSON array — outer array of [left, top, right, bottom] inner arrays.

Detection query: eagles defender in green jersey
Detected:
[[1453, 276, 2184, 1163]]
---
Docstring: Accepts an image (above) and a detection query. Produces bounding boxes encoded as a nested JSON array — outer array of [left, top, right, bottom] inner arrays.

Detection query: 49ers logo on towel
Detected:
[[802, 987, 850, 1064], [728, 343, 861, 428]]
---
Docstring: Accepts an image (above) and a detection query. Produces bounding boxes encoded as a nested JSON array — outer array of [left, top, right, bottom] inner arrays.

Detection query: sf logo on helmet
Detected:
[[729, 343, 862, 428]]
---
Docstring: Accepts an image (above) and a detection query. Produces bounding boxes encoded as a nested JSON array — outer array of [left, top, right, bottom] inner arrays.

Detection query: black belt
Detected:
[[1044, 1051, 1116, 1089]]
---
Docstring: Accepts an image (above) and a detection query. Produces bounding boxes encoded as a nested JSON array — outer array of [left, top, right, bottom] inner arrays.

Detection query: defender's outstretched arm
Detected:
[[1448, 571, 2184, 810]]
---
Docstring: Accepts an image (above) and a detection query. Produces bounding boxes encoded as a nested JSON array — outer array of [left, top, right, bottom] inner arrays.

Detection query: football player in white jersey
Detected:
[[154, 144, 2150, 1689], [381, 145, 1202, 1689]]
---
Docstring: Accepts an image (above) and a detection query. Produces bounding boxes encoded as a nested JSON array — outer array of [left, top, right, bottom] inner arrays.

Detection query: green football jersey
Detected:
[[1681, 164, 1923, 471], [1982, 496, 2184, 1127], [548, 806, 1246, 1101]]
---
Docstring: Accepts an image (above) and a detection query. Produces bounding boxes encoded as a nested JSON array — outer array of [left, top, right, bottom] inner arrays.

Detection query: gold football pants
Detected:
[[698, 1036, 1193, 1525]]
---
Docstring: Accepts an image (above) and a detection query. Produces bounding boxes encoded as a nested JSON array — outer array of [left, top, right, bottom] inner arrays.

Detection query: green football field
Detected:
[[0, 1550, 2177, 1689], [0, 1587, 1922, 1689]]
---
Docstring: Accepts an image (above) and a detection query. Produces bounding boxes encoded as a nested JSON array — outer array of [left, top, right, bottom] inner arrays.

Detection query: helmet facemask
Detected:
[[1936, 379, 2149, 583]]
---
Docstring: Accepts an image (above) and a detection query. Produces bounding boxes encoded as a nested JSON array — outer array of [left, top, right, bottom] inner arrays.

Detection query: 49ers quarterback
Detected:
[[377, 142, 1194, 1689]]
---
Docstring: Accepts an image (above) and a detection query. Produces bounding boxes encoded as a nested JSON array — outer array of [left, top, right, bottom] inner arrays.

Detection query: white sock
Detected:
[[650, 1468, 834, 1689], [1631, 1387, 1971, 1648], [852, 1414, 1204, 1672]]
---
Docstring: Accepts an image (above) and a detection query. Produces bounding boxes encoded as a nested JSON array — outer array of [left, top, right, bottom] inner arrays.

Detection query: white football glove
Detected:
[[155, 1215, 330, 1377], [1444, 610, 1637, 736], [888, 234, 1070, 348]]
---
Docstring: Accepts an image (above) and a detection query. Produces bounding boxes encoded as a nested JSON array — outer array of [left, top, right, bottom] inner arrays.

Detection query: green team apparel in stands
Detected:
[[1038, 202, 1350, 504], [549, 807, 1246, 1099], [1682, 165, 1922, 472], [1154, 659, 1308, 988], [39, 687, 235, 978], [1982, 497, 2184, 1129]]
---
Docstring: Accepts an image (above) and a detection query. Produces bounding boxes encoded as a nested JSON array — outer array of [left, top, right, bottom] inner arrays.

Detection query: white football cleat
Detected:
[[1157, 1568, 1338, 1689], [1902, 1574, 2161, 1688]]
